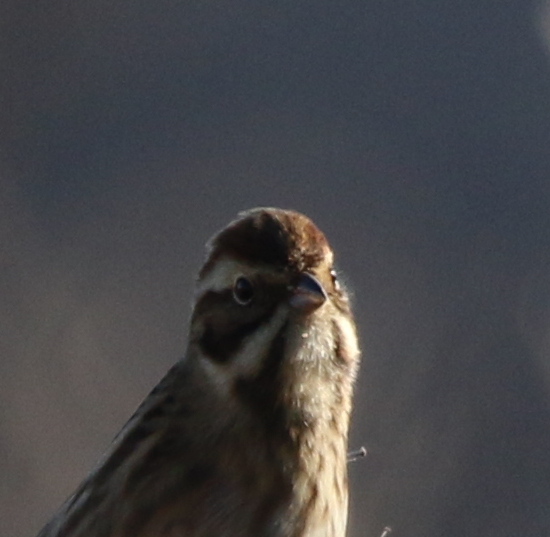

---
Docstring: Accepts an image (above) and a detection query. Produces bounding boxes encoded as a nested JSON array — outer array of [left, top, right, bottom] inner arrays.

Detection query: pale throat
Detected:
[[196, 298, 354, 437], [281, 308, 352, 428]]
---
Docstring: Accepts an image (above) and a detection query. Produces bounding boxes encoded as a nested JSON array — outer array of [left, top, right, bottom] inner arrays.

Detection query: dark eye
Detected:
[[330, 269, 341, 291], [233, 276, 254, 305]]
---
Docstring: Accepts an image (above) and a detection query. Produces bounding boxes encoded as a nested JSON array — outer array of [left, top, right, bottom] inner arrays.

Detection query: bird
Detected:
[[36, 207, 361, 537]]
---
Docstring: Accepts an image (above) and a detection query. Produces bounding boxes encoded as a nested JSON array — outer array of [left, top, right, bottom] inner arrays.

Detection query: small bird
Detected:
[[36, 208, 361, 537]]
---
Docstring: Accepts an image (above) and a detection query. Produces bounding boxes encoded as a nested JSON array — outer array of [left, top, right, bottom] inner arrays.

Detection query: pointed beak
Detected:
[[289, 273, 328, 312]]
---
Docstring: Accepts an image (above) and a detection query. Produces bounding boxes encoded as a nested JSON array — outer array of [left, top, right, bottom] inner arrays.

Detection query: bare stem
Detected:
[[346, 446, 367, 462]]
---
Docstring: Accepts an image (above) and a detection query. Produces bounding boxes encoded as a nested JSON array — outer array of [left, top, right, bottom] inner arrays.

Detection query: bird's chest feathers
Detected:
[[270, 323, 350, 537]]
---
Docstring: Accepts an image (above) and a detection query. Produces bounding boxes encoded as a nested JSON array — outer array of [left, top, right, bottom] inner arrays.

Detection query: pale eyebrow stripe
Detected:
[[196, 257, 253, 295]]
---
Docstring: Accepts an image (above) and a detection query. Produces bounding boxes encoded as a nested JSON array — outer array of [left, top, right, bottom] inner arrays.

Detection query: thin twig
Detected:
[[346, 446, 367, 462]]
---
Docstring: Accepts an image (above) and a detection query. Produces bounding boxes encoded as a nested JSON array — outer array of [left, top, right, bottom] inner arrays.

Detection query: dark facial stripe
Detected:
[[233, 321, 288, 427], [199, 310, 276, 363], [194, 289, 280, 363]]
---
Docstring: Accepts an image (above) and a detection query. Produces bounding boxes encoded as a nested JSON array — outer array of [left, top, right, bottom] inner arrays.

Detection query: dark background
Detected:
[[3, 1, 550, 536]]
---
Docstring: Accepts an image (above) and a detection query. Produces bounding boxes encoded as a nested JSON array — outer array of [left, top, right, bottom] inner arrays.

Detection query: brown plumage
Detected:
[[36, 208, 360, 537]]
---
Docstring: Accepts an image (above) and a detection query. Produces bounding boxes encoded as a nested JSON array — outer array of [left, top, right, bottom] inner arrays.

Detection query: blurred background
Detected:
[[3, 1, 550, 536]]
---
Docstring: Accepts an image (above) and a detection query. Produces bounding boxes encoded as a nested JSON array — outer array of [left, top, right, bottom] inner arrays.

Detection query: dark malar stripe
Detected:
[[233, 321, 288, 427], [195, 290, 279, 363], [199, 313, 275, 363]]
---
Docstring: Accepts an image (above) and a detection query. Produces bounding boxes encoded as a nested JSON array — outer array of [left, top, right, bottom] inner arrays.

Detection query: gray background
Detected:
[[3, 1, 550, 536]]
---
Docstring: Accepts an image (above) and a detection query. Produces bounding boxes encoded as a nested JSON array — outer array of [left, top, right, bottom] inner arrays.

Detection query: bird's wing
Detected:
[[35, 361, 226, 537]]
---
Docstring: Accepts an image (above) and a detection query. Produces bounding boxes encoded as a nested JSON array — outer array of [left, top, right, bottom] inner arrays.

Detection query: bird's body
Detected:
[[36, 208, 360, 537]]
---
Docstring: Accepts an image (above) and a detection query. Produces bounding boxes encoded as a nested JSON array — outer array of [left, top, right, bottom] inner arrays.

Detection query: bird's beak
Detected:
[[289, 273, 327, 312]]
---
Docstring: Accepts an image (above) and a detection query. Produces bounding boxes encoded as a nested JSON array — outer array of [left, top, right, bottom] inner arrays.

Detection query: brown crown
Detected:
[[199, 208, 333, 278]]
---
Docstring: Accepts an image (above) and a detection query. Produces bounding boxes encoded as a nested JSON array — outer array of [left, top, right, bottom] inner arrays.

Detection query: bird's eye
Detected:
[[233, 276, 254, 305], [330, 269, 341, 291]]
